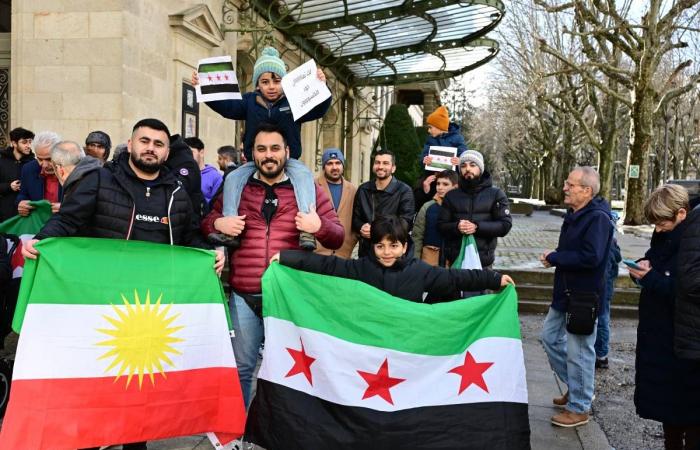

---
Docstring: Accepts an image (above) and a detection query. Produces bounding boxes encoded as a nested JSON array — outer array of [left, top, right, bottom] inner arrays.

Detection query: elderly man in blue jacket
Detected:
[[539, 166, 614, 428]]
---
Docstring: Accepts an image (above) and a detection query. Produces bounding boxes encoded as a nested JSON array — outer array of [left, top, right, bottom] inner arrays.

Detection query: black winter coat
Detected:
[[675, 205, 700, 360], [36, 154, 209, 249], [352, 177, 415, 257], [438, 171, 512, 267], [166, 135, 205, 221], [0, 146, 34, 221], [634, 219, 700, 424], [280, 250, 503, 303]]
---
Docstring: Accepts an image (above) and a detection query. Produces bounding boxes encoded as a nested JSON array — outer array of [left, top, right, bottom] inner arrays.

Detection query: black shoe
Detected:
[[299, 232, 316, 251], [595, 357, 609, 369], [207, 233, 240, 248]]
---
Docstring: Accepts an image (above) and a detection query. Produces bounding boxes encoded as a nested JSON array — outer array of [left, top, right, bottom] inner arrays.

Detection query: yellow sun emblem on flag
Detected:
[[96, 290, 184, 389]]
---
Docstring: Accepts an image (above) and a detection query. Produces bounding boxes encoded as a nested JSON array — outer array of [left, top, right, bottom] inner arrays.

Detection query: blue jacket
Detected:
[[546, 196, 614, 311], [205, 91, 332, 161], [420, 123, 468, 163], [16, 160, 63, 205]]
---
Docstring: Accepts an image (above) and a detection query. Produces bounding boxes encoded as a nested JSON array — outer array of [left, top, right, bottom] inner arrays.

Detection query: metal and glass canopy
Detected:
[[245, 0, 504, 86]]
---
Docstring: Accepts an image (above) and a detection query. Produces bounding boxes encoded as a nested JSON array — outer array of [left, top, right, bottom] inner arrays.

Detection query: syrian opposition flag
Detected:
[[196, 55, 242, 102], [0, 238, 246, 450], [0, 200, 52, 278], [246, 264, 530, 450], [452, 234, 483, 270]]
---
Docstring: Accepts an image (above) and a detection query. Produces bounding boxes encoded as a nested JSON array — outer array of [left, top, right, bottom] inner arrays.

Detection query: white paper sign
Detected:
[[426, 146, 458, 172], [196, 56, 242, 103], [281, 59, 331, 121]]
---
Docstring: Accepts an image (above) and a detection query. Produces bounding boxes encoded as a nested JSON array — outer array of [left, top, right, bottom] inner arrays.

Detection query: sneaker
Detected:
[[595, 357, 609, 369], [553, 391, 568, 407], [299, 231, 316, 251], [207, 233, 240, 248], [551, 410, 590, 427]]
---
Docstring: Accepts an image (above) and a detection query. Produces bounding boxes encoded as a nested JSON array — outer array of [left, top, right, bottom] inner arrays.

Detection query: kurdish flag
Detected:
[[452, 234, 482, 270], [246, 264, 530, 450], [0, 200, 52, 278], [0, 238, 246, 450]]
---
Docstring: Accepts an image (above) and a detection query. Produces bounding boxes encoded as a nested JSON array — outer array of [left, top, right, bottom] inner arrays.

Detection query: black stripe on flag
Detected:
[[201, 84, 240, 95], [246, 380, 531, 450]]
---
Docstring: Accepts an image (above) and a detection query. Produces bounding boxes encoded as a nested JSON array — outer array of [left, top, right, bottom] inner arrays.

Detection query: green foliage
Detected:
[[415, 126, 428, 147], [374, 104, 422, 187]]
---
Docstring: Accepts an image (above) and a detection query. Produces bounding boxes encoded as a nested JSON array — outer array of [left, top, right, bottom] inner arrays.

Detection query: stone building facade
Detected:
[[5, 0, 383, 184]]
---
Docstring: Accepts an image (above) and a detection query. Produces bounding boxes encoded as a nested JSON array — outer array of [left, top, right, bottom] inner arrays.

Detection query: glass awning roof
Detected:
[[247, 0, 504, 86]]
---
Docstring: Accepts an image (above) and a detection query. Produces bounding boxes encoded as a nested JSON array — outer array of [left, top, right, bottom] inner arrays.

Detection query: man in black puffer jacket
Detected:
[[23, 119, 222, 450], [675, 204, 700, 360], [438, 150, 512, 267]]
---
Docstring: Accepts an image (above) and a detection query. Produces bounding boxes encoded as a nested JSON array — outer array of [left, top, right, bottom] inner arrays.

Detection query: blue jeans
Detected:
[[229, 292, 264, 409], [222, 160, 316, 216], [595, 275, 615, 359], [541, 307, 597, 414]]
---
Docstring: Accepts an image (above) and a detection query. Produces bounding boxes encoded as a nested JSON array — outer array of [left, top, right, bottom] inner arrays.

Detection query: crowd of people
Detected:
[[0, 45, 699, 450]]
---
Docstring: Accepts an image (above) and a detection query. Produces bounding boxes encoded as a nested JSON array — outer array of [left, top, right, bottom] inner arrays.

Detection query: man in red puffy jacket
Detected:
[[202, 122, 344, 408]]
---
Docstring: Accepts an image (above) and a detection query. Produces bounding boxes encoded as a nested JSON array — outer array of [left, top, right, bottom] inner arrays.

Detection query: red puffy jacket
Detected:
[[202, 179, 344, 293]]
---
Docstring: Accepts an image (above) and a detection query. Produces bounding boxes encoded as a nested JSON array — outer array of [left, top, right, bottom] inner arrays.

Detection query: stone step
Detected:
[[516, 283, 640, 305], [518, 299, 638, 319], [499, 268, 638, 289]]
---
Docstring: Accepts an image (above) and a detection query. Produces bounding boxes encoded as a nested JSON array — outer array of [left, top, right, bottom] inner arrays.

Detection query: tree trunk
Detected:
[[624, 87, 654, 225]]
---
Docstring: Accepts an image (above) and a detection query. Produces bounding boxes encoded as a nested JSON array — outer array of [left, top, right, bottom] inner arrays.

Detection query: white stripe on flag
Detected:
[[258, 317, 528, 412], [13, 303, 235, 380]]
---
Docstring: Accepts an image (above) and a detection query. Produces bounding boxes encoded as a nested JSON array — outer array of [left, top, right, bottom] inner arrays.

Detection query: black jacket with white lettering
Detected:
[[36, 152, 209, 248]]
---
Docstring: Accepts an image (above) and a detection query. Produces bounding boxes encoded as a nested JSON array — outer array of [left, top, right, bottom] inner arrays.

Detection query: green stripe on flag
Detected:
[[0, 200, 52, 235], [13, 238, 228, 332], [199, 62, 235, 73], [262, 264, 521, 356]]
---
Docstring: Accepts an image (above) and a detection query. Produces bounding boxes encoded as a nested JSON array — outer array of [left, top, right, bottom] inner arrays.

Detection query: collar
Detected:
[[253, 170, 289, 184]]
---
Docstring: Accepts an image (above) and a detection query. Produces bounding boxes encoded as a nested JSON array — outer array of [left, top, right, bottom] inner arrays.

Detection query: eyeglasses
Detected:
[[564, 181, 588, 189]]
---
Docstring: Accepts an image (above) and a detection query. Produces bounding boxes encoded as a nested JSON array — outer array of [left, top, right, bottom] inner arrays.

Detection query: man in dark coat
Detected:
[[16, 131, 63, 217], [0, 127, 35, 221], [675, 204, 700, 360], [23, 119, 223, 450], [438, 150, 512, 268], [352, 149, 415, 257], [166, 134, 205, 221], [540, 167, 614, 428]]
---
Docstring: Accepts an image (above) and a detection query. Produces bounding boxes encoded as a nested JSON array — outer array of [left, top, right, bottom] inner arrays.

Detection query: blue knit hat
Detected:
[[253, 47, 287, 86], [322, 148, 345, 165]]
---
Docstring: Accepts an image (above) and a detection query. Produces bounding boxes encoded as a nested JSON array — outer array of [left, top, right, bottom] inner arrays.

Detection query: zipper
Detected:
[[146, 187, 151, 198], [126, 205, 135, 240]]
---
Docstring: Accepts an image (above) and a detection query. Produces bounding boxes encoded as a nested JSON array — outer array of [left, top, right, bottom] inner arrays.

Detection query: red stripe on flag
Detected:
[[0, 367, 246, 450]]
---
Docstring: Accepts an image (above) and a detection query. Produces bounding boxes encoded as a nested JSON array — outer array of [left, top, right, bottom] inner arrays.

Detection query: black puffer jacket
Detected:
[[634, 217, 700, 424], [36, 153, 208, 248], [675, 205, 700, 360], [438, 171, 512, 267], [0, 146, 35, 221], [166, 134, 205, 220], [61, 156, 102, 199], [351, 176, 415, 257], [280, 250, 503, 303]]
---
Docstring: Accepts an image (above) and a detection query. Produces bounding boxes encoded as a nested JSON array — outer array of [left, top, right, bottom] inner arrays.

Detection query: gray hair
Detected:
[[50, 140, 85, 167], [32, 131, 62, 152], [574, 166, 600, 196]]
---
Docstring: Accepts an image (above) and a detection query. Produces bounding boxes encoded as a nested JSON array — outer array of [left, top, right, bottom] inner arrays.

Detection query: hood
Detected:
[[459, 170, 493, 193], [565, 196, 612, 223], [201, 164, 219, 175], [1, 145, 35, 162], [63, 156, 102, 191], [447, 122, 461, 134], [166, 134, 198, 170]]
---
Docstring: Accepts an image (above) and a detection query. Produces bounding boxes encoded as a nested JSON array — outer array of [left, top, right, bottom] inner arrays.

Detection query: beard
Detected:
[[256, 155, 287, 180], [324, 170, 342, 182], [461, 175, 480, 189], [131, 151, 161, 174]]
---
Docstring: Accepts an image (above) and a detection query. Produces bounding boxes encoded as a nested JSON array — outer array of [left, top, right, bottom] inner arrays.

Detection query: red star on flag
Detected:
[[448, 351, 494, 394], [216, 73, 221, 81], [285, 338, 316, 385], [224, 74, 229, 80], [207, 74, 212, 82], [357, 358, 405, 405]]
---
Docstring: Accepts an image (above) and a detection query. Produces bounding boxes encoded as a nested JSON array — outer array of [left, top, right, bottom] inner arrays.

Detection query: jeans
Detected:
[[222, 160, 316, 216], [541, 307, 597, 414], [595, 273, 615, 359], [229, 292, 264, 409]]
